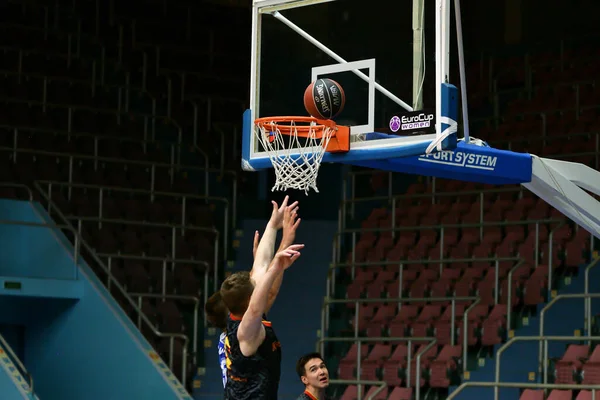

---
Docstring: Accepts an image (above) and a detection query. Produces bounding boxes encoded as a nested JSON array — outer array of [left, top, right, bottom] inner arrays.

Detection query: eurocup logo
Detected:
[[389, 116, 401, 133]]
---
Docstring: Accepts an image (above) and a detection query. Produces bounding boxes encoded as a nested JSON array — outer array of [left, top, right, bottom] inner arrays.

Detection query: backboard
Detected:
[[242, 0, 461, 171]]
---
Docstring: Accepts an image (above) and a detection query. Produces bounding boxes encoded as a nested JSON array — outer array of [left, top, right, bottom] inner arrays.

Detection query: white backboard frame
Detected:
[[311, 59, 375, 136]]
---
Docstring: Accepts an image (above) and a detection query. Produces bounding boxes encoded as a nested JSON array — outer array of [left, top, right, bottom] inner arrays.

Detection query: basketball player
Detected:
[[295, 352, 330, 400], [220, 197, 302, 399], [204, 291, 228, 387], [204, 199, 300, 388]]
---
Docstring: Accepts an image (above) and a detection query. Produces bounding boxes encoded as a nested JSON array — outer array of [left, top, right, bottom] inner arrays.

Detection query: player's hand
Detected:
[[281, 202, 301, 244], [268, 195, 299, 230], [273, 244, 304, 270], [252, 230, 260, 259]]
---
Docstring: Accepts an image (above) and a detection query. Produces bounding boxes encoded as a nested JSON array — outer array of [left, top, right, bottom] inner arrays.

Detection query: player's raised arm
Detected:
[[238, 244, 304, 356], [264, 204, 301, 314], [250, 196, 297, 283]]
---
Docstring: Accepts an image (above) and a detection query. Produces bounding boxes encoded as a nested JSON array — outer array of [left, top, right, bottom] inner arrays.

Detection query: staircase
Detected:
[[0, 197, 192, 399]]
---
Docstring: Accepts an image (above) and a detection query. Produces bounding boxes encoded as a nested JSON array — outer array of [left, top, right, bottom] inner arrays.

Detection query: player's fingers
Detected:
[[287, 200, 299, 210], [280, 195, 289, 209], [293, 218, 301, 229], [288, 244, 305, 251], [271, 200, 278, 212]]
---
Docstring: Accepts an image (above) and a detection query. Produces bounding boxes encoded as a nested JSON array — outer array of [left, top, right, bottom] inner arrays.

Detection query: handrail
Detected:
[[506, 260, 528, 332], [130, 293, 199, 368], [316, 337, 435, 398], [0, 183, 33, 201], [0, 121, 237, 175], [415, 340, 437, 400], [40, 180, 229, 268], [335, 219, 561, 275], [1, 145, 209, 176], [69, 216, 219, 292], [327, 379, 387, 400], [338, 218, 564, 234], [462, 298, 481, 371], [539, 293, 600, 381], [32, 182, 189, 384], [448, 381, 599, 399], [494, 336, 600, 400], [324, 297, 473, 378], [98, 253, 209, 311], [0, 332, 34, 395], [0, 219, 81, 278], [331, 257, 521, 269]]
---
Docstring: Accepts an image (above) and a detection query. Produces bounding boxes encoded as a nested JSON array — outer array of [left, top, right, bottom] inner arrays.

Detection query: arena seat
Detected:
[[581, 345, 600, 384], [577, 390, 600, 400], [554, 344, 589, 384]]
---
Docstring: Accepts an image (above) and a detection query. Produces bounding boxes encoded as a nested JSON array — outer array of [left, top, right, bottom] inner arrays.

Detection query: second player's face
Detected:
[[303, 358, 329, 389]]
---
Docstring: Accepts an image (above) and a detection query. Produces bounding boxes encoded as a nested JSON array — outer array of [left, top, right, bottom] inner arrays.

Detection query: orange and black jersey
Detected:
[[296, 390, 331, 400], [223, 313, 281, 400]]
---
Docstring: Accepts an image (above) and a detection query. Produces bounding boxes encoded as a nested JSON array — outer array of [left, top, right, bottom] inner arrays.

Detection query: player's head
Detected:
[[220, 271, 255, 316], [296, 352, 329, 389], [205, 291, 228, 331]]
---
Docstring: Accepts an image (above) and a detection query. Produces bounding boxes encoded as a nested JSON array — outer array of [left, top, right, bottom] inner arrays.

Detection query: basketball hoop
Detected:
[[254, 116, 350, 194]]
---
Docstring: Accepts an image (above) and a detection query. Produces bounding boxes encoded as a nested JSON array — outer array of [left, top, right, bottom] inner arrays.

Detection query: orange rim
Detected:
[[255, 116, 338, 139]]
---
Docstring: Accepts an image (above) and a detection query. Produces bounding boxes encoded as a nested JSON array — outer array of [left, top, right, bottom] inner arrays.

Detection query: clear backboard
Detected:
[[241, 0, 463, 172]]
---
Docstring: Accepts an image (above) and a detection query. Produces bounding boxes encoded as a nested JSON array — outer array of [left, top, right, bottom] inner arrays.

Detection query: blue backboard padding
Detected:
[[348, 141, 533, 184]]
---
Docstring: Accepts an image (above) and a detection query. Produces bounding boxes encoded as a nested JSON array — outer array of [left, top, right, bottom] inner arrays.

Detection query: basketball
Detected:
[[303, 78, 346, 120]]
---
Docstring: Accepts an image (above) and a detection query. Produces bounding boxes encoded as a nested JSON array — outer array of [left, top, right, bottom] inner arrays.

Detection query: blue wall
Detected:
[[0, 200, 76, 280], [0, 199, 193, 400]]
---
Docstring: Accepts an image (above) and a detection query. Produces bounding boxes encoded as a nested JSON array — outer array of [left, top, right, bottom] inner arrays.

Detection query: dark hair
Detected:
[[205, 291, 228, 331], [296, 352, 324, 378], [220, 271, 254, 316]]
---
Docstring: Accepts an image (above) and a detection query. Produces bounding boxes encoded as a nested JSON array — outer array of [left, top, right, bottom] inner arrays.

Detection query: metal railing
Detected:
[[2, 145, 218, 209], [341, 180, 523, 224], [334, 219, 564, 268], [0, 121, 238, 198], [40, 180, 229, 262], [317, 337, 436, 400], [0, 182, 33, 201], [130, 292, 199, 379], [328, 379, 387, 400], [0, 219, 81, 279], [70, 216, 219, 292], [32, 181, 189, 384], [98, 253, 209, 305], [495, 336, 600, 400], [448, 382, 599, 399], [539, 293, 600, 380], [0, 332, 34, 396], [321, 296, 481, 385]]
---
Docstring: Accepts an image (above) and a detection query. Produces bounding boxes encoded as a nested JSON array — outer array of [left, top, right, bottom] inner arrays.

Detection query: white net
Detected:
[[255, 118, 335, 194]]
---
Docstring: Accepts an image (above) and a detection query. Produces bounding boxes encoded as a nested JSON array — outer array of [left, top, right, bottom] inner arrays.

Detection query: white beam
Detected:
[[254, 0, 335, 12], [538, 158, 600, 197], [435, 0, 442, 149], [523, 156, 600, 240], [271, 11, 413, 111], [412, 0, 425, 110], [454, 0, 471, 142], [249, 3, 262, 156]]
